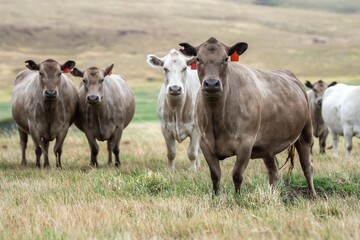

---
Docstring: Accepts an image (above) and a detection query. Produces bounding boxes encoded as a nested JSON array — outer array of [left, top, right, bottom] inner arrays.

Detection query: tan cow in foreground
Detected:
[[179, 37, 316, 197], [305, 80, 337, 154], [71, 64, 135, 167], [147, 49, 201, 171], [12, 59, 78, 168]]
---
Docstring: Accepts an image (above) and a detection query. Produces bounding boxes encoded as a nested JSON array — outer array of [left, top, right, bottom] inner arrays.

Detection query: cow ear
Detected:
[[25, 60, 39, 71], [328, 81, 337, 88], [147, 55, 163, 67], [228, 42, 248, 57], [179, 43, 197, 56], [70, 67, 84, 78], [186, 57, 196, 66], [104, 64, 114, 76], [62, 60, 76, 73], [305, 81, 313, 89]]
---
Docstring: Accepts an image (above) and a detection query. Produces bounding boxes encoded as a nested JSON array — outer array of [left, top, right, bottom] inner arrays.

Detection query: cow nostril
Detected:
[[215, 81, 220, 88]]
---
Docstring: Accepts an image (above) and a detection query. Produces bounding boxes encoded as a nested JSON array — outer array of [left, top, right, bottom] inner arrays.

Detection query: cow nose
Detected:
[[87, 95, 100, 104], [44, 89, 57, 99], [203, 79, 221, 93], [169, 85, 182, 96]]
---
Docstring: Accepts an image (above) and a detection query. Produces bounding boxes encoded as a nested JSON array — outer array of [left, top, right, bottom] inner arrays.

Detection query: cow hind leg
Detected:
[[42, 140, 50, 168], [295, 121, 317, 198], [232, 145, 252, 194], [85, 134, 99, 167], [329, 129, 339, 157], [319, 131, 328, 155], [35, 145, 42, 168], [112, 128, 123, 167], [343, 126, 353, 157], [263, 156, 279, 190], [18, 129, 28, 166]]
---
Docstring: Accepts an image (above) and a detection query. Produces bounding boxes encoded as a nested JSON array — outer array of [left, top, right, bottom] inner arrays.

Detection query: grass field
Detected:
[[1, 0, 360, 239]]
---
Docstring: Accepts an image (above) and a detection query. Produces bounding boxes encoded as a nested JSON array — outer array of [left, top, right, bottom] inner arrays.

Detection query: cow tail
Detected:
[[279, 145, 295, 177]]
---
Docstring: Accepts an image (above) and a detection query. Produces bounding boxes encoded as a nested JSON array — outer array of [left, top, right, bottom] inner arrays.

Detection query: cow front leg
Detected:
[[319, 130, 328, 155], [18, 129, 28, 166], [329, 129, 339, 157], [111, 128, 123, 167], [200, 139, 221, 195], [187, 129, 201, 171], [161, 127, 176, 170], [232, 146, 252, 194], [85, 134, 99, 167], [53, 130, 69, 168]]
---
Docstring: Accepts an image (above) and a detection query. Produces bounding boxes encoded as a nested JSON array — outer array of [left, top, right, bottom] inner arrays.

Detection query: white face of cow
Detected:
[[147, 49, 195, 97]]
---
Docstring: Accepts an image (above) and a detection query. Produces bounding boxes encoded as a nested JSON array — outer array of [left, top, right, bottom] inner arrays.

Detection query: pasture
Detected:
[[0, 0, 360, 239]]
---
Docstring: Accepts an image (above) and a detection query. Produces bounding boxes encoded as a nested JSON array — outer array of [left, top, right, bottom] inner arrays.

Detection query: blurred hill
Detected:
[[0, 0, 359, 103]]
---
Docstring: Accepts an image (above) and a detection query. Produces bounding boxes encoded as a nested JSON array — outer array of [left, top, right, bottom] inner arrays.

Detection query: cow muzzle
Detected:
[[87, 95, 100, 105], [44, 89, 58, 100], [168, 85, 182, 96], [203, 79, 221, 93]]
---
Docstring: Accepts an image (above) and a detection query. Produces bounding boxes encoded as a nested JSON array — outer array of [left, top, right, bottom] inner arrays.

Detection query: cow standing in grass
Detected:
[[305, 80, 337, 154], [180, 37, 316, 197], [322, 83, 360, 157], [71, 64, 135, 167], [11, 59, 78, 168], [147, 49, 201, 171]]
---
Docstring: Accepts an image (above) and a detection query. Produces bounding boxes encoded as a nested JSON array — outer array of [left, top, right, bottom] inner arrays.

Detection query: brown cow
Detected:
[[11, 59, 78, 168], [70, 64, 135, 167], [305, 80, 337, 154], [179, 37, 316, 197]]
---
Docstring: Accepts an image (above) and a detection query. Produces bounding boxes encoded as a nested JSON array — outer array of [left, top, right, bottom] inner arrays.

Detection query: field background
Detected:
[[0, 0, 359, 239]]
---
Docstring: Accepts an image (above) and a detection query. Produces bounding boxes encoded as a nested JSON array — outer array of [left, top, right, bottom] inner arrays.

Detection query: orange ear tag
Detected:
[[230, 52, 239, 62], [191, 62, 197, 70], [63, 67, 70, 73]]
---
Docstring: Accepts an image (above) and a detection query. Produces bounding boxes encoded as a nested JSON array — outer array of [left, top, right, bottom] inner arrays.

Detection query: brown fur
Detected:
[[180, 38, 316, 197], [11, 59, 78, 168], [71, 65, 135, 167]]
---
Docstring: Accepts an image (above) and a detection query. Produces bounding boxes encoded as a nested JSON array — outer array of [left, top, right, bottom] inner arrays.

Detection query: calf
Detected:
[[322, 83, 360, 156], [71, 64, 135, 167], [305, 80, 337, 154], [180, 37, 316, 197], [11, 59, 78, 168], [147, 49, 201, 171]]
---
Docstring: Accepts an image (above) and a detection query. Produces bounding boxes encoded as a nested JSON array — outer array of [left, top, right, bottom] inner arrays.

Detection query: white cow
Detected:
[[322, 83, 360, 156], [147, 49, 201, 170]]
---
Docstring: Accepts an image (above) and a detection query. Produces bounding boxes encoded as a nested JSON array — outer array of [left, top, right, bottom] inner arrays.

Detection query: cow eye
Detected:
[[196, 58, 203, 64], [82, 79, 87, 83], [99, 78, 104, 83], [164, 68, 169, 73], [182, 67, 187, 72], [39, 72, 44, 77], [57, 72, 62, 77], [223, 57, 229, 64]]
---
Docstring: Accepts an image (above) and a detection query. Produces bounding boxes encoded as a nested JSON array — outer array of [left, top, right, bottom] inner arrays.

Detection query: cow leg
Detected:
[[35, 144, 42, 168], [161, 127, 176, 170], [18, 129, 28, 166], [232, 146, 252, 194], [343, 126, 353, 157], [263, 156, 279, 190], [42, 140, 50, 168], [85, 134, 99, 167], [187, 130, 200, 171], [329, 129, 339, 156], [295, 121, 317, 198], [107, 139, 113, 165], [319, 131, 328, 155], [53, 131, 68, 168], [112, 128, 123, 167], [200, 139, 221, 195]]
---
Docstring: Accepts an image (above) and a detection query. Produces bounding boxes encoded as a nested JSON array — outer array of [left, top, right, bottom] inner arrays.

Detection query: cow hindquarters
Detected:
[[295, 120, 317, 198]]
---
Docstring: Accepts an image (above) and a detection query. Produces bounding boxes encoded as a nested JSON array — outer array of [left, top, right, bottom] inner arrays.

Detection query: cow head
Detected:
[[179, 37, 247, 96], [25, 59, 76, 100], [147, 49, 195, 98], [71, 64, 114, 105], [305, 80, 337, 108]]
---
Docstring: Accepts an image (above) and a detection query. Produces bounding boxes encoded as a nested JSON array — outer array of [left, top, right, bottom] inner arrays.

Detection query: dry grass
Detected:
[[0, 122, 359, 239]]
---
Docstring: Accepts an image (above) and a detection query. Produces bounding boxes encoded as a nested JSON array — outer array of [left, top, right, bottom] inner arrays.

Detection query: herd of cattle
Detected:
[[11, 37, 360, 196]]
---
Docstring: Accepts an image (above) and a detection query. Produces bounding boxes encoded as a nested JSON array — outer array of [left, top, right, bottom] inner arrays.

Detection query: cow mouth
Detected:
[[43, 95, 58, 101], [168, 92, 182, 96]]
